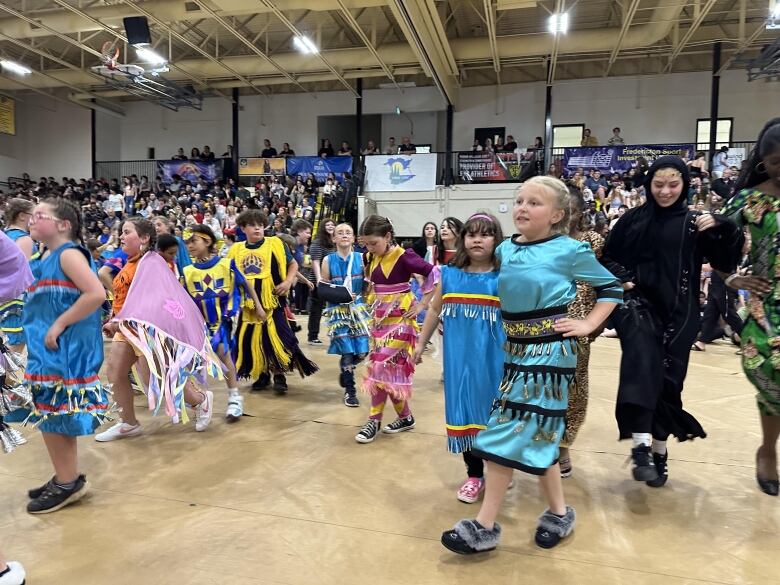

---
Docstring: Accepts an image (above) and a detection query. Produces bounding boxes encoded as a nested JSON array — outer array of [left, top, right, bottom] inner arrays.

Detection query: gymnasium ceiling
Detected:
[[0, 0, 776, 110]]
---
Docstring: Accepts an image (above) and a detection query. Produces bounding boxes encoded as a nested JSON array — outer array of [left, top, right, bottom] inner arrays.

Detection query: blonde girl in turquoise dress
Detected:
[[441, 177, 622, 554]]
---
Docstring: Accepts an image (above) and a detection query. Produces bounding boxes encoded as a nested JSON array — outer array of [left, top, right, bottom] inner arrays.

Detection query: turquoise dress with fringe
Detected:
[[325, 251, 370, 356], [471, 235, 622, 475], [4, 242, 110, 435], [440, 265, 504, 453]]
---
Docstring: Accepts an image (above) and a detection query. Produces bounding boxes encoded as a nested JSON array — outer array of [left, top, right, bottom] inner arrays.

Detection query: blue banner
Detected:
[[285, 156, 352, 184], [158, 160, 222, 183], [562, 144, 694, 175]]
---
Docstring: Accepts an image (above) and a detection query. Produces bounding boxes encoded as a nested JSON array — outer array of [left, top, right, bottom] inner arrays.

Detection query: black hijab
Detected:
[[607, 155, 691, 266]]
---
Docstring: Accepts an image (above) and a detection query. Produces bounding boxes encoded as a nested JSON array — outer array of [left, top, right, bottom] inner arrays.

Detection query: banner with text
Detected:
[[285, 156, 352, 184], [457, 152, 523, 182], [238, 157, 286, 176], [562, 144, 695, 175], [0, 96, 15, 135], [158, 160, 222, 183], [365, 153, 437, 192]]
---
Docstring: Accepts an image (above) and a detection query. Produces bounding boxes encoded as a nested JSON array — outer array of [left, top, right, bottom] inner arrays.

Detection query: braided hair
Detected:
[[44, 197, 85, 244]]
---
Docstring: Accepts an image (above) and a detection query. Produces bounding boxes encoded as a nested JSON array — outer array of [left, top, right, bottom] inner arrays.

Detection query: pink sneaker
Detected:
[[456, 477, 485, 504]]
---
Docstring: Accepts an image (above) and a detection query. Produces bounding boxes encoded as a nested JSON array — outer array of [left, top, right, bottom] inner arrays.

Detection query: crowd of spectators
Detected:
[[0, 170, 359, 260]]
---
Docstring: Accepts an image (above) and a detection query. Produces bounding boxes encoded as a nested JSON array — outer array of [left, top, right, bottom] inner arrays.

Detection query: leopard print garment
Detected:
[[563, 230, 605, 447]]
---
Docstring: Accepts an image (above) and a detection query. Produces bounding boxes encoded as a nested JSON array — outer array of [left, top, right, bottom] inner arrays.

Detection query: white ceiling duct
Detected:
[[0, 0, 388, 39], [0, 1, 683, 91]]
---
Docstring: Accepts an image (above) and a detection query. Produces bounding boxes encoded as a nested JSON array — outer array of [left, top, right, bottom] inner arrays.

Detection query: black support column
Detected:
[[708, 41, 721, 164], [90, 100, 96, 178], [232, 87, 239, 184], [544, 61, 553, 171], [444, 103, 453, 186], [356, 77, 363, 158]]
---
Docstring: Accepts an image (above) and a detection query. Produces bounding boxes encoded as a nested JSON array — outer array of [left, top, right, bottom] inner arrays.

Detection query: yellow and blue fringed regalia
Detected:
[[228, 237, 318, 379], [183, 256, 246, 354]]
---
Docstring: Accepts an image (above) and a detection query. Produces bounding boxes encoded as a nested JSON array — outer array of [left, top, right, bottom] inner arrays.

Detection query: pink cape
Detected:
[[0, 231, 33, 302], [115, 252, 222, 422]]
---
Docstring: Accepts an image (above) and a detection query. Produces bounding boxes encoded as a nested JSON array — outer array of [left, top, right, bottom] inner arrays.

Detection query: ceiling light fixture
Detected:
[[547, 12, 569, 34], [135, 47, 167, 65], [0, 59, 32, 75], [292, 35, 318, 54]]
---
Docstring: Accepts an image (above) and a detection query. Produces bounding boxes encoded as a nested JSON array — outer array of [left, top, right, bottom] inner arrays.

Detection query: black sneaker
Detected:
[[27, 475, 88, 514], [344, 391, 360, 408], [273, 374, 288, 395], [382, 415, 416, 434], [252, 372, 271, 392], [28, 476, 54, 499], [355, 420, 380, 443], [646, 451, 669, 487], [308, 339, 324, 346], [631, 445, 659, 482]]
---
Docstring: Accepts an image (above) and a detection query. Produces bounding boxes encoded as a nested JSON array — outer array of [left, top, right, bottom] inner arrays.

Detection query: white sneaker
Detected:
[[95, 421, 142, 442], [194, 390, 214, 432], [0, 561, 26, 585], [225, 394, 244, 422]]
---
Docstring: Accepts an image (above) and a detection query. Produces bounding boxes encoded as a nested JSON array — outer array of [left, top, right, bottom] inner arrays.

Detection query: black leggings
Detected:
[[463, 450, 484, 478]]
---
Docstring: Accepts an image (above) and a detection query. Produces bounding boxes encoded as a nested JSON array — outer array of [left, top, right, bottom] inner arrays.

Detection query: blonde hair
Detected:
[[521, 176, 571, 234]]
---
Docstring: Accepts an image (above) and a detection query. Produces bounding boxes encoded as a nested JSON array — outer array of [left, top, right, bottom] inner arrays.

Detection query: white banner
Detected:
[[364, 153, 437, 192], [725, 148, 745, 169]]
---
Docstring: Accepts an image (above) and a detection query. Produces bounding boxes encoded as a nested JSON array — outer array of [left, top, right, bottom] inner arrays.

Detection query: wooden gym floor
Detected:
[[1, 329, 778, 585]]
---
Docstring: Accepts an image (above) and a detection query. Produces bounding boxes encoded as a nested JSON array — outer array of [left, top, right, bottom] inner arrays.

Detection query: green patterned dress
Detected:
[[722, 188, 780, 416]]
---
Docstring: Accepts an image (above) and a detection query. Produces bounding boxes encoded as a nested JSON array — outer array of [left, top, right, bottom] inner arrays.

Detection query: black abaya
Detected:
[[601, 156, 743, 441]]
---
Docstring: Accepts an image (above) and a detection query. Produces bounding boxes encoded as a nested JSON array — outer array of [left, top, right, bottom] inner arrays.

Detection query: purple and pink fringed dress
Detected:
[[363, 246, 437, 421]]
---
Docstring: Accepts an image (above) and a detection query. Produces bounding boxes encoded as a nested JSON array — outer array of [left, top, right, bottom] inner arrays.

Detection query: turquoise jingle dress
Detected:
[[4, 242, 110, 435], [471, 235, 622, 474], [440, 265, 505, 453], [325, 251, 370, 356]]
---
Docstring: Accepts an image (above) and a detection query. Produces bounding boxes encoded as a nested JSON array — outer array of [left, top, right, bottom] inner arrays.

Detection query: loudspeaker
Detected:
[[147, 147, 155, 160], [123, 16, 151, 46]]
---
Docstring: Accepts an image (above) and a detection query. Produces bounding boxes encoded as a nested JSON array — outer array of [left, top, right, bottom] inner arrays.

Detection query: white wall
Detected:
[[118, 98, 233, 161], [0, 69, 768, 181], [95, 110, 121, 161], [360, 183, 519, 238], [550, 70, 777, 145], [0, 95, 91, 182]]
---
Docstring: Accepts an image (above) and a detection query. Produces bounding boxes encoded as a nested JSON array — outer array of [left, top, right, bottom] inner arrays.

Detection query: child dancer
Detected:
[[229, 210, 317, 394], [0, 198, 35, 354], [95, 218, 215, 441], [321, 223, 370, 408], [414, 213, 505, 504], [5, 199, 110, 513], [0, 232, 32, 585], [355, 216, 437, 444], [558, 188, 606, 477], [441, 177, 621, 554], [183, 225, 265, 422]]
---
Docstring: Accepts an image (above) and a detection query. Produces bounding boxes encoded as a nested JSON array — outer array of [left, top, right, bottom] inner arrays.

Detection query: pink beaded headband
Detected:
[[468, 213, 494, 222]]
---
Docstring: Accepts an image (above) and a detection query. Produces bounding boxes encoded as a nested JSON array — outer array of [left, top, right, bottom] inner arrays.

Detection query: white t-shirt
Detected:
[[109, 193, 123, 212]]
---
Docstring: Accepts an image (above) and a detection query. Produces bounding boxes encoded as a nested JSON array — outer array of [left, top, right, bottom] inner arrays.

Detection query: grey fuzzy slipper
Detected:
[[441, 519, 502, 555], [535, 506, 576, 549]]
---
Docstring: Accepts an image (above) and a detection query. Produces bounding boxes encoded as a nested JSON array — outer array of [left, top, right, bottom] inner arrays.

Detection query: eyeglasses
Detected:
[[29, 212, 61, 223]]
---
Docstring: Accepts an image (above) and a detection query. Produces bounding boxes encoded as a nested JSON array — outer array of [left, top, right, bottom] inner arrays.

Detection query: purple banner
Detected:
[[562, 144, 694, 175], [158, 160, 222, 183]]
